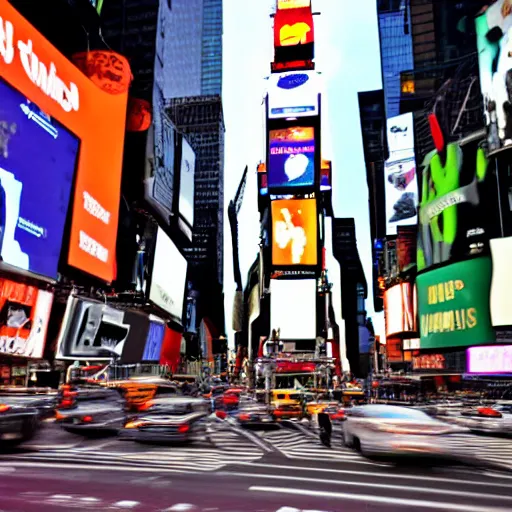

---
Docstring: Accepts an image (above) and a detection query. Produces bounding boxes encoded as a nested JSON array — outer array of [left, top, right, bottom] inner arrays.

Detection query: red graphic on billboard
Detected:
[[274, 7, 314, 49]]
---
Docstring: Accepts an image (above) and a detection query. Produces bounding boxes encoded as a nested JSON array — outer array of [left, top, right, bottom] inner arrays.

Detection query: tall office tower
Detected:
[[377, 0, 414, 117], [164, 0, 223, 98], [332, 219, 367, 375], [166, 96, 225, 334]]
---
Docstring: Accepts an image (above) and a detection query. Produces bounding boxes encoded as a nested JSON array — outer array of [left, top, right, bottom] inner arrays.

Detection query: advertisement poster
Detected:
[[149, 228, 187, 322], [274, 6, 314, 48], [269, 127, 315, 189], [179, 136, 195, 228], [416, 257, 495, 349], [489, 236, 512, 326], [384, 283, 417, 336], [271, 198, 317, 266], [468, 344, 512, 373], [475, 0, 512, 151], [417, 138, 492, 272], [0, 281, 52, 359], [0, 80, 79, 280], [267, 71, 320, 119], [142, 319, 165, 362], [385, 114, 417, 235]]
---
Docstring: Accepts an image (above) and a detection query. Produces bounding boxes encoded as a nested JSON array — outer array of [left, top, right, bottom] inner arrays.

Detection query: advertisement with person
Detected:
[[268, 127, 315, 189], [267, 71, 321, 119], [475, 0, 512, 151], [417, 137, 492, 273], [0, 280, 52, 358], [416, 257, 495, 349], [179, 136, 195, 230], [271, 198, 317, 266], [0, 0, 130, 283], [0, 79, 79, 280], [149, 228, 187, 323], [142, 317, 166, 362], [385, 114, 418, 235]]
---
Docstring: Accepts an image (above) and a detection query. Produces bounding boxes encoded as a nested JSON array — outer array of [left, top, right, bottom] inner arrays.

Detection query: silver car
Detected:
[[343, 405, 466, 459]]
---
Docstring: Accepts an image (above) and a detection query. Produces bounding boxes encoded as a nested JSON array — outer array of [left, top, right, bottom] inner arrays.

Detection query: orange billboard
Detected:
[[274, 7, 314, 48], [0, 0, 128, 282], [271, 198, 317, 266]]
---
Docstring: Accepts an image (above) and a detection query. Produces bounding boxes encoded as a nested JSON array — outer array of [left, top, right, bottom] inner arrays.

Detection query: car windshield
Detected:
[[356, 406, 432, 421]]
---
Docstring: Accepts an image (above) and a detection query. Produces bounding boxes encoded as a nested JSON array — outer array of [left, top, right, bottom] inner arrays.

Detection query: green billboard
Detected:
[[417, 257, 495, 349]]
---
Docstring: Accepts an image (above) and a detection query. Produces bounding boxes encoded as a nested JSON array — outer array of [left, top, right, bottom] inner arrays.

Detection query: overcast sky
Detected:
[[222, 0, 385, 346]]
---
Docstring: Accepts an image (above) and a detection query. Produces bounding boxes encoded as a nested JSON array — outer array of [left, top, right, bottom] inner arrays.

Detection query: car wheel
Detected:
[[21, 417, 39, 442], [352, 436, 362, 453]]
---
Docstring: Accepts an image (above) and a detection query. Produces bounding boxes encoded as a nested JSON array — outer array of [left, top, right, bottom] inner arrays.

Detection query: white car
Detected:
[[343, 405, 467, 459]]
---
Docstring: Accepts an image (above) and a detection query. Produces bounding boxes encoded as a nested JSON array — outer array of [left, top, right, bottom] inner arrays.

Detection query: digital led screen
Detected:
[[269, 127, 315, 189], [0, 79, 79, 279], [274, 6, 314, 48], [384, 283, 417, 336], [0, 0, 129, 283], [271, 198, 317, 266], [270, 278, 316, 340], [490, 236, 512, 327], [179, 136, 195, 229], [149, 228, 187, 322], [467, 345, 512, 374]]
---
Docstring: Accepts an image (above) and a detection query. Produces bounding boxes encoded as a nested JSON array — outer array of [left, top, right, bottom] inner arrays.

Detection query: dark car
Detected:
[[119, 397, 211, 444], [55, 385, 125, 434], [237, 403, 276, 428], [0, 387, 58, 419], [0, 399, 40, 447]]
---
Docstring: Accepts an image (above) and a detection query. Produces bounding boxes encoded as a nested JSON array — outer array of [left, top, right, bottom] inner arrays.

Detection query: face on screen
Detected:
[[0, 79, 79, 279], [269, 127, 315, 189], [271, 198, 317, 265]]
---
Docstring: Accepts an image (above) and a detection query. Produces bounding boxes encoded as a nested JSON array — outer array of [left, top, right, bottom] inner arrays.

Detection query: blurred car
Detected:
[[0, 398, 41, 446], [323, 404, 346, 423], [343, 405, 467, 459], [457, 403, 512, 435], [55, 385, 125, 434], [271, 389, 303, 420], [222, 388, 243, 411], [0, 387, 58, 419], [120, 397, 211, 443], [237, 403, 275, 427]]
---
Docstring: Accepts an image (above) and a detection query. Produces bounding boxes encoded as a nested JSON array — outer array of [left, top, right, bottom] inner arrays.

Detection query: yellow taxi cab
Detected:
[[271, 389, 303, 420]]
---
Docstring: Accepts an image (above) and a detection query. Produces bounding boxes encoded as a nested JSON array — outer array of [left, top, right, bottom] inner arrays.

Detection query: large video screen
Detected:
[[269, 127, 315, 189], [179, 136, 195, 228], [149, 228, 188, 322], [271, 198, 317, 266], [270, 278, 316, 340], [0, 79, 79, 279]]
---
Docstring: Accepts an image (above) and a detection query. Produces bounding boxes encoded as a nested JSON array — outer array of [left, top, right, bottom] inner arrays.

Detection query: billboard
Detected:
[[417, 138, 491, 273], [0, 1, 129, 283], [416, 257, 495, 349], [277, 0, 311, 8], [141, 317, 166, 362], [271, 198, 317, 266], [268, 127, 315, 189], [0, 281, 52, 359], [475, 1, 512, 152], [490, 236, 512, 327], [267, 71, 320, 119], [0, 79, 79, 280], [149, 228, 187, 322], [385, 114, 417, 236], [274, 6, 314, 48], [270, 278, 316, 340], [384, 283, 417, 336], [396, 226, 417, 274], [468, 345, 512, 374], [179, 136, 195, 230]]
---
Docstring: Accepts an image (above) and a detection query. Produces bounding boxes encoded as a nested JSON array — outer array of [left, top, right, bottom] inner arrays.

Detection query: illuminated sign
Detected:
[[416, 257, 495, 349], [467, 345, 512, 374], [271, 198, 317, 266], [268, 127, 315, 189], [0, 0, 129, 282], [384, 283, 417, 336], [277, 0, 311, 9], [274, 7, 314, 62], [412, 354, 446, 371], [267, 71, 320, 119]]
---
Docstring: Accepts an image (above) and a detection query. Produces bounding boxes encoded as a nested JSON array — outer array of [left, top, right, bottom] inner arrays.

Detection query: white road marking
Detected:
[[249, 486, 511, 512], [0, 461, 191, 474], [113, 500, 140, 508], [228, 471, 512, 501], [165, 505, 197, 511], [234, 462, 512, 488]]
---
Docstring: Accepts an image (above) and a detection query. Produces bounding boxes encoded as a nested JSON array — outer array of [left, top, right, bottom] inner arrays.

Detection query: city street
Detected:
[[0, 420, 512, 511]]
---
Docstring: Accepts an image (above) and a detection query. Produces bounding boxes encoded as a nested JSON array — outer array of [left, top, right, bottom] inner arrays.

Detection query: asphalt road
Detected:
[[0, 420, 511, 511]]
